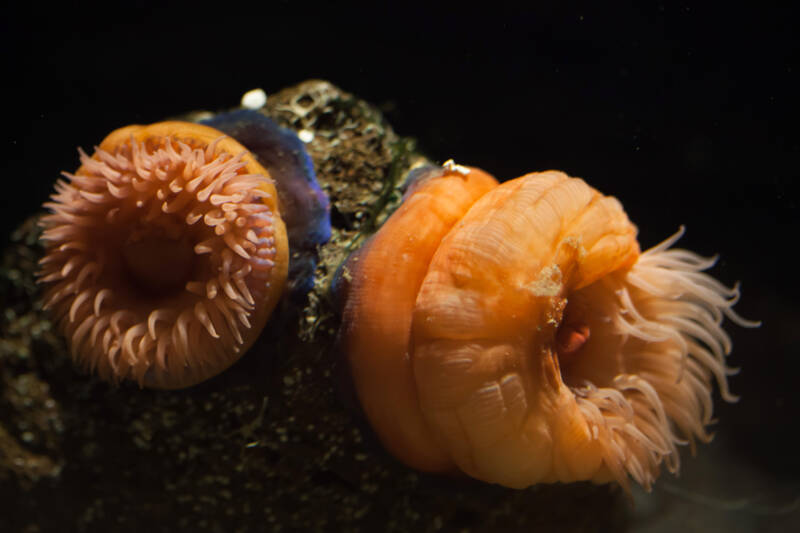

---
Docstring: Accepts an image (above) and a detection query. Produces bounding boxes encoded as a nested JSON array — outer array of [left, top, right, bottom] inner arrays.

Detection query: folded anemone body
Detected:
[[38, 122, 289, 389], [340, 167, 756, 491]]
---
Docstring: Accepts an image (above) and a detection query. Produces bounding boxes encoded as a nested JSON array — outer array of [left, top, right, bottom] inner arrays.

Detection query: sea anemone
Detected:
[[339, 167, 756, 492], [38, 121, 289, 389]]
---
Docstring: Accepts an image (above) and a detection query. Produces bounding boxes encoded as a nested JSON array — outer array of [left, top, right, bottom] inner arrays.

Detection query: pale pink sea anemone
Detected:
[[38, 121, 289, 389]]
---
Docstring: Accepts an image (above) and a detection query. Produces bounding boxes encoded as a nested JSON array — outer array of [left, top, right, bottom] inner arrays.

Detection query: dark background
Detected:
[[3, 1, 798, 528]]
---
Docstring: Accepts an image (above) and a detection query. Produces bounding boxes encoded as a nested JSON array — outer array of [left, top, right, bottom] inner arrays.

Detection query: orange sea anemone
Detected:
[[339, 166, 756, 492], [38, 121, 289, 389]]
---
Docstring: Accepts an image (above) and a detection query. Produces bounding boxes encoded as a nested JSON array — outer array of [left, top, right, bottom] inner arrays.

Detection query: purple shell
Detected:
[[201, 110, 331, 299]]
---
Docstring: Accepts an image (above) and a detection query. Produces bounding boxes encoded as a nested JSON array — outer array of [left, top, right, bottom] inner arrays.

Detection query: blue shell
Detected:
[[399, 165, 447, 198], [202, 110, 331, 299]]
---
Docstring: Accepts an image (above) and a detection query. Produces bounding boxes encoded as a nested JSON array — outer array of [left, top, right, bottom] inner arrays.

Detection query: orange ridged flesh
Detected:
[[341, 167, 498, 471], [412, 171, 640, 487]]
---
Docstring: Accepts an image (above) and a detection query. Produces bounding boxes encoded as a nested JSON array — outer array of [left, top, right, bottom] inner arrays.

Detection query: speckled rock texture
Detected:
[[0, 80, 624, 533]]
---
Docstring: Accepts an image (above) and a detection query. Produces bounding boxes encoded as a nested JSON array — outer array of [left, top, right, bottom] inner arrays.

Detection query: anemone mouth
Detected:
[[555, 228, 758, 491], [38, 126, 288, 388]]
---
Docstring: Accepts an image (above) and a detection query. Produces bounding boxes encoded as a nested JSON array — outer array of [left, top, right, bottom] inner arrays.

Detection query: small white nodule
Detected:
[[241, 88, 267, 109], [297, 129, 315, 143], [442, 159, 471, 176]]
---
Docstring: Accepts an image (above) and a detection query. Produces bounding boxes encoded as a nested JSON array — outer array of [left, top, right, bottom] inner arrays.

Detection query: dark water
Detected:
[[3, 3, 798, 532]]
